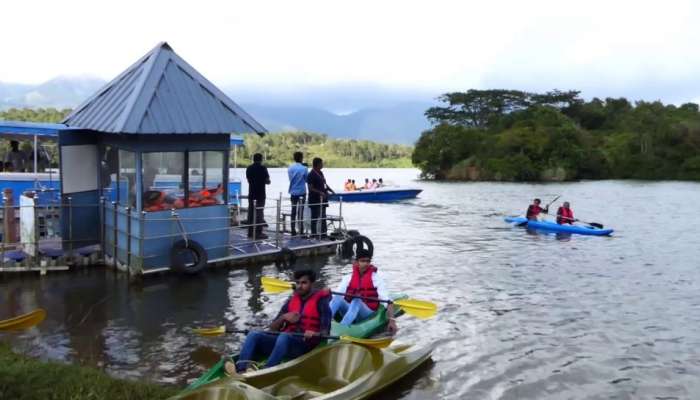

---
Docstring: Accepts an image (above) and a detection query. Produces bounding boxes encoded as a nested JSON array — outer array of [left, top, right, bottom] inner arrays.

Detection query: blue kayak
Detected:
[[505, 216, 614, 236]]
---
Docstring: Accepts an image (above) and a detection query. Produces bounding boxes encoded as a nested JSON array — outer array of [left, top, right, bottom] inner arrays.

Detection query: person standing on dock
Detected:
[[288, 151, 308, 236], [330, 249, 398, 335], [246, 153, 270, 239], [225, 269, 331, 373], [307, 157, 335, 239]]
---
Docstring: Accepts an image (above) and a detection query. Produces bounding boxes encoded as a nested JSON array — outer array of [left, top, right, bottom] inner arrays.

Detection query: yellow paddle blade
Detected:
[[394, 299, 438, 319], [0, 308, 46, 331], [261, 276, 294, 294], [192, 325, 226, 336], [339, 335, 393, 349]]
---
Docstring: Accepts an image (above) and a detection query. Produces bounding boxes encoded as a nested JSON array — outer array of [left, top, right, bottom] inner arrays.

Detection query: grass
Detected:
[[0, 342, 179, 400]]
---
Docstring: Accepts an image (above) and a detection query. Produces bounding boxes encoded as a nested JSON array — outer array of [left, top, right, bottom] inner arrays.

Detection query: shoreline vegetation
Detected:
[[0, 342, 176, 400], [0, 108, 414, 168], [412, 89, 700, 181]]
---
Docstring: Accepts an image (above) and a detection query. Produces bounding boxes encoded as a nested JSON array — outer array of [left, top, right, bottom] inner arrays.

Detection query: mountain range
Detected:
[[0, 77, 436, 144]]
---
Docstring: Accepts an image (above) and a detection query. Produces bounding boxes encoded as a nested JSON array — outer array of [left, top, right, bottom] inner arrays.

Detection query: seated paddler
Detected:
[[330, 249, 398, 335], [225, 269, 331, 374]]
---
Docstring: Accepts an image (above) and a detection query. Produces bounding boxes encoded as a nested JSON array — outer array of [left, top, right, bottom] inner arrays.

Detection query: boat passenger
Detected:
[[344, 179, 353, 191], [526, 198, 548, 221], [361, 178, 370, 189], [225, 269, 331, 374], [330, 249, 398, 335], [367, 179, 377, 189], [349, 179, 357, 191], [556, 201, 576, 225], [377, 178, 384, 187]]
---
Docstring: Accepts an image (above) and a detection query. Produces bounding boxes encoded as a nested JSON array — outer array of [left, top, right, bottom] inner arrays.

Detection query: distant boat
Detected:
[[328, 187, 422, 202]]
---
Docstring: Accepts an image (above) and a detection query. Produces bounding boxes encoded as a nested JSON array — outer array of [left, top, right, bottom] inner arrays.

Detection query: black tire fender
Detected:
[[170, 239, 208, 274], [341, 234, 374, 259]]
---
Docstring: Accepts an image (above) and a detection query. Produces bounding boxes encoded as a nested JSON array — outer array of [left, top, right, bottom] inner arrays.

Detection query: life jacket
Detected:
[[557, 207, 574, 224], [345, 265, 380, 310], [145, 191, 166, 212], [283, 288, 331, 333], [526, 205, 543, 219]]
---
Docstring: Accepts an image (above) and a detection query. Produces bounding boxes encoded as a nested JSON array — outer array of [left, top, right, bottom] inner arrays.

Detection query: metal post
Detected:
[[276, 192, 282, 247], [67, 196, 73, 262], [139, 211, 146, 270], [125, 207, 131, 269], [33, 194, 39, 265], [100, 197, 106, 263], [339, 196, 343, 222], [112, 201, 118, 267], [252, 199, 257, 241]]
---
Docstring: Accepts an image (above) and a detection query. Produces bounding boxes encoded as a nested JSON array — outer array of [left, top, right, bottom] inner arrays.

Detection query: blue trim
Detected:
[[0, 120, 81, 137]]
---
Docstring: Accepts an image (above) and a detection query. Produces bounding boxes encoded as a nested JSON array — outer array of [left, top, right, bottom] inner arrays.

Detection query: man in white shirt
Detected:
[[330, 249, 398, 335]]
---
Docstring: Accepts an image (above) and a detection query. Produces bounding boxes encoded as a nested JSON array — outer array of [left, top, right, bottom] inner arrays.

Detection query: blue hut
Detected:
[[58, 42, 266, 274]]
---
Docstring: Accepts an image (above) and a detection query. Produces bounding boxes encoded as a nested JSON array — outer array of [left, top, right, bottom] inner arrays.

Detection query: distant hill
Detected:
[[0, 77, 434, 144]]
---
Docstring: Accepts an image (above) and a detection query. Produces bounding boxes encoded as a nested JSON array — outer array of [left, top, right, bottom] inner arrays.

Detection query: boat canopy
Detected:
[[0, 120, 79, 139]]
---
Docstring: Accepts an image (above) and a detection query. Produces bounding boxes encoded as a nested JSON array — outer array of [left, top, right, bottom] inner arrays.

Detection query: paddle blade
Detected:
[[589, 222, 604, 229], [394, 299, 438, 319], [0, 309, 46, 331], [261, 277, 294, 294], [192, 326, 226, 337], [339, 335, 394, 349]]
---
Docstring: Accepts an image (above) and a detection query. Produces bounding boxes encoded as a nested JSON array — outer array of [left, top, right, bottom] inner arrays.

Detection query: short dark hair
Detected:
[[356, 249, 371, 259], [293, 152, 303, 163], [534, 198, 541, 203], [253, 153, 263, 163], [312, 157, 323, 168], [293, 269, 316, 282]]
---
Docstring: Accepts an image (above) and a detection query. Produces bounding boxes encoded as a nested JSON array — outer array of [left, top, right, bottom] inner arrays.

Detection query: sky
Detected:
[[2, 0, 700, 104]]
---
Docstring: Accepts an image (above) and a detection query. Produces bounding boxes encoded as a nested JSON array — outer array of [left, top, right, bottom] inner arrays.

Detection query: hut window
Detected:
[[100, 146, 119, 202], [142, 152, 185, 211], [118, 150, 136, 207], [187, 151, 225, 207]]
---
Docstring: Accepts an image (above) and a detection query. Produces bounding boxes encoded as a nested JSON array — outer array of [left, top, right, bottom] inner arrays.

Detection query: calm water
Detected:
[[2, 168, 700, 399]]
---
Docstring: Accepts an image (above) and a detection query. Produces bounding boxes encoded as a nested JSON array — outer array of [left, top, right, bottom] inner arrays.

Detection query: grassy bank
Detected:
[[0, 342, 178, 400]]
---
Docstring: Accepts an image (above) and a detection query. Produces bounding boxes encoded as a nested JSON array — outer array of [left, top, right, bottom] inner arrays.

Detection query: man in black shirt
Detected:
[[246, 153, 270, 239], [306, 157, 335, 238]]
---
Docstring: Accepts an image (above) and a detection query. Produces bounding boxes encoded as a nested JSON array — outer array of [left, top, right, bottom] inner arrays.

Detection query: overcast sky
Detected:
[[2, 0, 699, 103]]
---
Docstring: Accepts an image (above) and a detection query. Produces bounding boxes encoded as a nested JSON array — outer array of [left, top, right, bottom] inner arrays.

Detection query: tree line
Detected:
[[413, 89, 700, 181]]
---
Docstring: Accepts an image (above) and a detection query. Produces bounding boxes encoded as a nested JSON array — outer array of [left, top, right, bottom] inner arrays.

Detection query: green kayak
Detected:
[[170, 342, 433, 400], [186, 298, 405, 392]]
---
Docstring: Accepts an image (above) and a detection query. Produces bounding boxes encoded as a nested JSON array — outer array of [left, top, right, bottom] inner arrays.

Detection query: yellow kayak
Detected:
[[0, 309, 46, 331], [171, 342, 432, 400]]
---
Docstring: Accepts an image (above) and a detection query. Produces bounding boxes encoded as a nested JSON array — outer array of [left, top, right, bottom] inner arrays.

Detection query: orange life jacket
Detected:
[[557, 207, 574, 224]]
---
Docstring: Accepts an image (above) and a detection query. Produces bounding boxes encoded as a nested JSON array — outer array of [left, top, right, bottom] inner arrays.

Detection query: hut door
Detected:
[[60, 143, 100, 250]]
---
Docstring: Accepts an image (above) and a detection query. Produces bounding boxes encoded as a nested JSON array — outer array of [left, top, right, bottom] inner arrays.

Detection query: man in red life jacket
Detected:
[[556, 201, 577, 225], [526, 198, 549, 221], [330, 249, 398, 335], [226, 269, 331, 374]]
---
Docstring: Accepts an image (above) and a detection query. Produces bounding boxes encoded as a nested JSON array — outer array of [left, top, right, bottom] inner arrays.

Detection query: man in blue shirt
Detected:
[[287, 152, 308, 236]]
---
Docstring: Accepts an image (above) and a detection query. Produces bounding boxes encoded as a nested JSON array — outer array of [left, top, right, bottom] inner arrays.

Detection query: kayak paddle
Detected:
[[559, 215, 604, 229], [0, 309, 46, 331], [191, 327, 394, 349], [261, 276, 437, 319]]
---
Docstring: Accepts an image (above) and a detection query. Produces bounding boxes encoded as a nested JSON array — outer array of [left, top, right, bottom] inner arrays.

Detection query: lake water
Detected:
[[2, 168, 700, 399]]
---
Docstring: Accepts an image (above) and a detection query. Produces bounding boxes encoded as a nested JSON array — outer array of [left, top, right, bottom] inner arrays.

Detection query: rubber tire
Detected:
[[277, 247, 297, 267], [340, 230, 362, 258], [346, 230, 360, 238], [170, 239, 208, 275], [341, 234, 374, 259]]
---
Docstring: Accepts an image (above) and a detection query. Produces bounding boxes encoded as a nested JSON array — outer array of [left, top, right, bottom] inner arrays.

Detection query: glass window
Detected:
[[188, 151, 225, 206], [118, 150, 136, 207], [100, 146, 119, 202], [142, 152, 185, 211]]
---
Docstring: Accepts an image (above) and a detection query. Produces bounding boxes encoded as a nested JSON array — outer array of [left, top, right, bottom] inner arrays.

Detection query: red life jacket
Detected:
[[283, 288, 330, 333], [557, 207, 574, 224], [526, 204, 544, 219], [345, 265, 380, 311]]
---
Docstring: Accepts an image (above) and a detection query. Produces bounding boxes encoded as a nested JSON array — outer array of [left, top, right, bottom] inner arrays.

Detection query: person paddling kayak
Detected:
[[330, 249, 398, 336], [556, 201, 577, 225], [225, 270, 331, 374], [526, 198, 549, 221]]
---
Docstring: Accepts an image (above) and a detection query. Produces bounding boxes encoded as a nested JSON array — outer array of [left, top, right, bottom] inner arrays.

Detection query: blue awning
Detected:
[[0, 120, 80, 138], [230, 135, 245, 146]]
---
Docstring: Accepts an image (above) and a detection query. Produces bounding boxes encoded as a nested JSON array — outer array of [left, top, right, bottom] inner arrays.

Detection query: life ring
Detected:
[[341, 234, 373, 259], [170, 239, 208, 274], [276, 247, 297, 267]]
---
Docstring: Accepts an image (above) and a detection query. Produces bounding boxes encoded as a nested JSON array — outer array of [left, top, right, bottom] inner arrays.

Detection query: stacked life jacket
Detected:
[[282, 288, 331, 335], [344, 264, 380, 311], [557, 207, 574, 225]]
